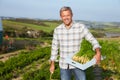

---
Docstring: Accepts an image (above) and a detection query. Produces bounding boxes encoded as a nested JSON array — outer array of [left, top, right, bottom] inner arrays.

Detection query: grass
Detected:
[[3, 20, 58, 33], [104, 27, 120, 33]]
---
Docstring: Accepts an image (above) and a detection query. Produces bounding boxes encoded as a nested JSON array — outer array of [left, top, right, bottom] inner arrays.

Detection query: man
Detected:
[[50, 6, 101, 80]]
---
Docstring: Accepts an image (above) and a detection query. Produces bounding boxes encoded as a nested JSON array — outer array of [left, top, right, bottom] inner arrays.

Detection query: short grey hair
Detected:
[[60, 6, 73, 16]]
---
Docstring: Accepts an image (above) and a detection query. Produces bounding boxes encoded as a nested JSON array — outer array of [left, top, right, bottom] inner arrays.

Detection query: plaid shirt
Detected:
[[50, 22, 101, 69]]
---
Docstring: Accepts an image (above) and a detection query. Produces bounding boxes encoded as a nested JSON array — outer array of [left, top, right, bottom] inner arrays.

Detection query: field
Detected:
[[0, 18, 120, 80], [3, 19, 60, 33]]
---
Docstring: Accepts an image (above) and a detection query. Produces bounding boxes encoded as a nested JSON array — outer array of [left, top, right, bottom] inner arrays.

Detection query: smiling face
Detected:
[[60, 10, 73, 27]]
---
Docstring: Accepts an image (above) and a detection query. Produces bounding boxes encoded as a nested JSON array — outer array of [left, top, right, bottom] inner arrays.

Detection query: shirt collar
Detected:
[[62, 21, 75, 30]]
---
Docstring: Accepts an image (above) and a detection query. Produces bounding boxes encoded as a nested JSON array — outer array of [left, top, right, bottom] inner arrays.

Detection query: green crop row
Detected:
[[22, 39, 120, 80], [0, 47, 51, 80], [0, 39, 120, 80]]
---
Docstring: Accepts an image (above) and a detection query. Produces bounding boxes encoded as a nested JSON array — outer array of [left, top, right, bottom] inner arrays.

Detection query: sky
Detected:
[[0, 0, 120, 22]]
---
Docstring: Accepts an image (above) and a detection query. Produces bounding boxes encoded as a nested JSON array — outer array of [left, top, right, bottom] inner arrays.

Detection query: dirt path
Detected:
[[0, 49, 27, 62], [0, 41, 50, 62], [0, 49, 43, 80]]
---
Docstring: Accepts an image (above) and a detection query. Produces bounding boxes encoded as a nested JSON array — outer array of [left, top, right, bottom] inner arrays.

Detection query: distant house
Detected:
[[0, 18, 3, 45]]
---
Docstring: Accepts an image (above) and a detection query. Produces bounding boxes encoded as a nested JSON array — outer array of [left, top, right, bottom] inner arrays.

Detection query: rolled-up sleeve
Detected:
[[83, 26, 101, 51], [50, 29, 59, 61]]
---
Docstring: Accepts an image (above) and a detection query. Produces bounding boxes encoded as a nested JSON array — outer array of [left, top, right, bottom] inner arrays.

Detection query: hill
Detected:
[[2, 17, 120, 38], [3, 18, 60, 33]]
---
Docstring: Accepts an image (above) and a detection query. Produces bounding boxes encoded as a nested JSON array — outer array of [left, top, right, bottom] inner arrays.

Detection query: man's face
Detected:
[[60, 10, 73, 26]]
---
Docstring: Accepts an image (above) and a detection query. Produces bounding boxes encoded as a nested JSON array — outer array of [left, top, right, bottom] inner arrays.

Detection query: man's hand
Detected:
[[94, 48, 101, 64], [49, 61, 55, 74]]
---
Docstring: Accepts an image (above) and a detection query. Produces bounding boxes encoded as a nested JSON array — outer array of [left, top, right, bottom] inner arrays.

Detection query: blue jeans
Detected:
[[60, 68, 86, 80]]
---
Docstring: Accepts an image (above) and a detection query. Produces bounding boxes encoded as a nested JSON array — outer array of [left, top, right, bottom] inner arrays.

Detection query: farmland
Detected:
[[0, 18, 120, 80], [3, 19, 60, 33]]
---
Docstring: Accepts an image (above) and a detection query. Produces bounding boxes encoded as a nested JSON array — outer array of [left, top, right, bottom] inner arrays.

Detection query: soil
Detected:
[[0, 49, 27, 62]]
